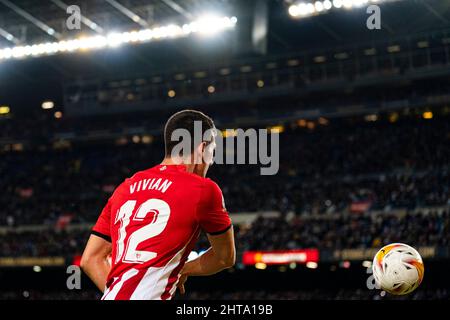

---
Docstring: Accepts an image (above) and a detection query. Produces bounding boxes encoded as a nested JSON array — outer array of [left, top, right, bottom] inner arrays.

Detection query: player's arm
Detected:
[[178, 180, 235, 294], [183, 227, 235, 277], [178, 227, 235, 294], [80, 234, 112, 292], [81, 198, 113, 292]]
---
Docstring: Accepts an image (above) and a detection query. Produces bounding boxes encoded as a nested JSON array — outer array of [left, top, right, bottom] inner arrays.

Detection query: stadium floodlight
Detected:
[[315, 1, 324, 12], [289, 0, 398, 19], [0, 16, 237, 62], [297, 3, 308, 16], [343, 0, 353, 8], [355, 0, 370, 6], [323, 0, 333, 10], [333, 0, 343, 8], [186, 14, 237, 36], [288, 4, 301, 17]]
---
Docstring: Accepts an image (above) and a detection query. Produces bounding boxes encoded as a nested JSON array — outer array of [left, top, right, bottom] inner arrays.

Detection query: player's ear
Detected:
[[196, 141, 206, 155], [200, 141, 207, 153], [193, 142, 206, 164]]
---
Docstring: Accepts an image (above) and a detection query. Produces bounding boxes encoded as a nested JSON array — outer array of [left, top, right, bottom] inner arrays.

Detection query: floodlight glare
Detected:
[[0, 16, 237, 62], [288, 0, 397, 19]]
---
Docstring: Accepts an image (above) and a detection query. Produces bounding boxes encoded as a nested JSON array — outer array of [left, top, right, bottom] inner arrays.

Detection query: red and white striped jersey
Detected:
[[91, 164, 231, 300]]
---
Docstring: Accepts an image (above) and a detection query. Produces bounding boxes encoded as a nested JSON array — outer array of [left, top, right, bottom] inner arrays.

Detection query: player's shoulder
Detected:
[[199, 177, 224, 199], [197, 177, 227, 212], [167, 170, 221, 195], [201, 177, 221, 190]]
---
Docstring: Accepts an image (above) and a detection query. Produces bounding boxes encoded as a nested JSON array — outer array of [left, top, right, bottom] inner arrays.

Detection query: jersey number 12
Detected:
[[114, 199, 171, 264]]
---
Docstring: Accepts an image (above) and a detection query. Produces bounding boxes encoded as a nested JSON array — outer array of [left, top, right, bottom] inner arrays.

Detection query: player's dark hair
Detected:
[[164, 109, 215, 157]]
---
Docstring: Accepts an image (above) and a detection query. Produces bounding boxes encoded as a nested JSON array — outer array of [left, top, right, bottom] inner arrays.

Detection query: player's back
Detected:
[[92, 164, 231, 300]]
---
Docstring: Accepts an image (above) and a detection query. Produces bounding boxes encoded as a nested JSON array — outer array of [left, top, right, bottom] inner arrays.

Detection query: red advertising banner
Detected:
[[72, 255, 81, 266], [242, 249, 319, 265]]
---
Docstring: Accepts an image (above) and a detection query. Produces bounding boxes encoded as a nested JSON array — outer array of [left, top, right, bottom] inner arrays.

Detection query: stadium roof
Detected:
[[1, 0, 450, 113], [0, 0, 237, 46], [1, 0, 449, 49]]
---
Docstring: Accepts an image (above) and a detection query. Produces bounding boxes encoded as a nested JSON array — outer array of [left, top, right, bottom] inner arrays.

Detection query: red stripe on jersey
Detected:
[[161, 229, 200, 300], [114, 269, 147, 300]]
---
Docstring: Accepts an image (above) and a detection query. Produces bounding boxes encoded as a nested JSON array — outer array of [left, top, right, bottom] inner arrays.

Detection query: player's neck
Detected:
[[160, 157, 194, 174]]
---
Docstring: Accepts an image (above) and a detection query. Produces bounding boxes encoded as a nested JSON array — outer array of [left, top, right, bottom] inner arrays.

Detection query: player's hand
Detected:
[[177, 274, 188, 295]]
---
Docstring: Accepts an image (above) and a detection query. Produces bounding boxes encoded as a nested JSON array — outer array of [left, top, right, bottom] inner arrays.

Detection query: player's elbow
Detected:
[[219, 250, 236, 269], [79, 254, 91, 272], [80, 252, 98, 272], [225, 255, 236, 268]]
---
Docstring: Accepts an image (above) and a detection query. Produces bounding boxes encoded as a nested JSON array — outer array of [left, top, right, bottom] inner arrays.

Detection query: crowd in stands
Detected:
[[0, 209, 448, 257], [237, 209, 449, 251], [0, 229, 90, 258], [1, 115, 449, 227], [0, 107, 449, 301]]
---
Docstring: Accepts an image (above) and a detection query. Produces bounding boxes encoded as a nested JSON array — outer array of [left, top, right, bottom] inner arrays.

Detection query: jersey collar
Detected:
[[155, 164, 187, 172]]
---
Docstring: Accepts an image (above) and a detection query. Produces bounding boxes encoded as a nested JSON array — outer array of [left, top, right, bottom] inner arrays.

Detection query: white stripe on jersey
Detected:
[[129, 264, 179, 299], [129, 229, 199, 300], [102, 268, 139, 300]]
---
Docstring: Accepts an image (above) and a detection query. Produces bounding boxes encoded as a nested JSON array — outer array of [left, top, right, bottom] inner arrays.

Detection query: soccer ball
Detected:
[[372, 243, 424, 295]]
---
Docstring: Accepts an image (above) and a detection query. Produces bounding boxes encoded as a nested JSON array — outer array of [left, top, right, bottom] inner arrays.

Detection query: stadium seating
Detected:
[[1, 114, 448, 226]]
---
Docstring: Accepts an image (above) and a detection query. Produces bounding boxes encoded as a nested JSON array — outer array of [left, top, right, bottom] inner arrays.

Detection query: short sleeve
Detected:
[[197, 179, 232, 235], [92, 198, 112, 242]]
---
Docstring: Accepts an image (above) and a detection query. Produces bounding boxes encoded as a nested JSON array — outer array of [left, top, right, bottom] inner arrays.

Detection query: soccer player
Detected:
[[80, 110, 235, 300]]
